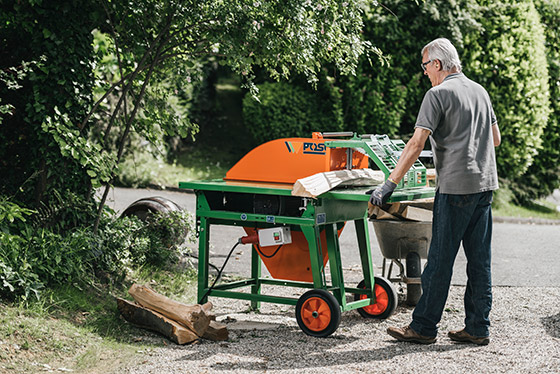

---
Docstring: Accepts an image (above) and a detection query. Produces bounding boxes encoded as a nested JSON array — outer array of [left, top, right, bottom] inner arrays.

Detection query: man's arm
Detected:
[[388, 127, 431, 184], [369, 127, 431, 206], [492, 123, 501, 147]]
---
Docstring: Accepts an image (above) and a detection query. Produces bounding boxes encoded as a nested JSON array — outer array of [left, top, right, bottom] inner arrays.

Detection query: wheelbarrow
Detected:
[[372, 220, 432, 305]]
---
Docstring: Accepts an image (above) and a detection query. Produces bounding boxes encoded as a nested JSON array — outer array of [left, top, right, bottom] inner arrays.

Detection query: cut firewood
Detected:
[[201, 301, 216, 321], [400, 205, 432, 222], [368, 203, 378, 218], [202, 320, 228, 341], [387, 202, 403, 216], [376, 209, 399, 220], [116, 298, 198, 345], [129, 284, 211, 337], [408, 199, 434, 211], [382, 200, 433, 222]]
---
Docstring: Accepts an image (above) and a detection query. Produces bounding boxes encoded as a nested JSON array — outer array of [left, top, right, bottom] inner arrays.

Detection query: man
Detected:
[[370, 38, 501, 345]]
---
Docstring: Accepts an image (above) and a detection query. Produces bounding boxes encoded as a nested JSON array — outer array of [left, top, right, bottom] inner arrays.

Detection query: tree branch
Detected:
[[94, 13, 175, 234]]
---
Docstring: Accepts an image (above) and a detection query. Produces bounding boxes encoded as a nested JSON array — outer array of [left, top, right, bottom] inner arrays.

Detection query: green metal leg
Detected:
[[302, 226, 326, 289], [355, 218, 376, 303], [250, 244, 262, 311], [197, 217, 210, 304], [325, 223, 346, 309]]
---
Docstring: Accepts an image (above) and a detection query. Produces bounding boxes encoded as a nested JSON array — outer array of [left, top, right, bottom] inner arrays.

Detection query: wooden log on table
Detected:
[[129, 284, 211, 337], [292, 169, 385, 198], [116, 298, 198, 345]]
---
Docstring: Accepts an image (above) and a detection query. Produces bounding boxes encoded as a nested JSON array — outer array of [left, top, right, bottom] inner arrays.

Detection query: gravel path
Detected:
[[120, 285, 560, 374]]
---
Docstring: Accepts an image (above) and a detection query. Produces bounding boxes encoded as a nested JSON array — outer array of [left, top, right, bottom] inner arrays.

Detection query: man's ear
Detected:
[[435, 59, 441, 70]]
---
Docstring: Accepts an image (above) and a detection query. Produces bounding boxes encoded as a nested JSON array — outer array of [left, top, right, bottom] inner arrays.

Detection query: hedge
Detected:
[[513, 0, 560, 201], [462, 0, 550, 180], [243, 77, 343, 144]]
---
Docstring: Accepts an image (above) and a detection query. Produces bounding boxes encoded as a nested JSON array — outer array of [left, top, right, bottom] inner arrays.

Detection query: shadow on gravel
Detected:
[[541, 313, 560, 338], [173, 324, 476, 371]]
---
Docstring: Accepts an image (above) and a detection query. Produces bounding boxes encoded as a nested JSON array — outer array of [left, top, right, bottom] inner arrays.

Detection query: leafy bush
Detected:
[[124, 210, 192, 267], [512, 0, 560, 202], [338, 0, 483, 136], [339, 63, 408, 137], [243, 76, 343, 144], [0, 1, 99, 205], [462, 0, 550, 180], [0, 197, 193, 301]]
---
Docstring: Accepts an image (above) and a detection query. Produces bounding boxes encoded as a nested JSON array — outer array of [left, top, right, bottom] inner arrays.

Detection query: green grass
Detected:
[[117, 147, 233, 188], [493, 198, 560, 220], [0, 264, 198, 374]]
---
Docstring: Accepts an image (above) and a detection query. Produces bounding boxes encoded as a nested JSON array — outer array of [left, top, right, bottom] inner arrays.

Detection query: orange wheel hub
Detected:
[[360, 284, 389, 316], [300, 297, 332, 332]]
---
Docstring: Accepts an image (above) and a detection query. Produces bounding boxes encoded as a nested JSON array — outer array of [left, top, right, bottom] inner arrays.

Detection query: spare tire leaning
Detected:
[[121, 196, 183, 221]]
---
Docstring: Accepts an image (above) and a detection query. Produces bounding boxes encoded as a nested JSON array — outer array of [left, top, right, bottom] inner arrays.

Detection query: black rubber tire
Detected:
[[121, 196, 182, 221], [354, 276, 398, 320], [406, 251, 422, 306], [295, 289, 341, 338]]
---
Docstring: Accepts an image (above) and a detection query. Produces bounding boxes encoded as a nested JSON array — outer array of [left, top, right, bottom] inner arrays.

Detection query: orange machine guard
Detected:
[[225, 136, 368, 184], [243, 225, 345, 282]]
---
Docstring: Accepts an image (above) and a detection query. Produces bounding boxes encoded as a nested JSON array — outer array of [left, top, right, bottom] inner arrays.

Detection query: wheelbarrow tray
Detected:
[[372, 220, 432, 259]]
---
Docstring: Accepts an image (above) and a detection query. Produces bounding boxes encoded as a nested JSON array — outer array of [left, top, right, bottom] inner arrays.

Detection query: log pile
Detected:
[[116, 283, 228, 344], [368, 199, 434, 222]]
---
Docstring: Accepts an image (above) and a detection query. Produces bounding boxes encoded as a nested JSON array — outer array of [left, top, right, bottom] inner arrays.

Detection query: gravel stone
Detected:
[[119, 285, 560, 374]]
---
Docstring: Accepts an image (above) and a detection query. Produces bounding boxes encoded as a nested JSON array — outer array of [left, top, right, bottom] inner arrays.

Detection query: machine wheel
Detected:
[[121, 196, 182, 221], [354, 277, 398, 319], [295, 289, 341, 338], [406, 252, 422, 306]]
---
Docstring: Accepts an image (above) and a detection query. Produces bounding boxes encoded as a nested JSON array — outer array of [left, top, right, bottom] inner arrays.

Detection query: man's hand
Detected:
[[369, 179, 398, 206]]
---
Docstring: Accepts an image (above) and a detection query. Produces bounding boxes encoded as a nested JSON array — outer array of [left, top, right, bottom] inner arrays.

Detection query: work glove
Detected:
[[369, 178, 398, 206]]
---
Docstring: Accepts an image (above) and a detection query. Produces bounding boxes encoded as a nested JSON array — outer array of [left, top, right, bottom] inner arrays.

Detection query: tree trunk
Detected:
[[202, 320, 228, 341], [128, 284, 211, 337]]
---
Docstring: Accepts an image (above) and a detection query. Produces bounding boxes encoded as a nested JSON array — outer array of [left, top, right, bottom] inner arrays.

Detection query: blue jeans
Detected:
[[410, 190, 493, 338]]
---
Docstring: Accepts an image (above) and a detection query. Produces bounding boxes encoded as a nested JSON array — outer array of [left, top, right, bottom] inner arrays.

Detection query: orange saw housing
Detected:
[[226, 133, 368, 282], [225, 133, 368, 184]]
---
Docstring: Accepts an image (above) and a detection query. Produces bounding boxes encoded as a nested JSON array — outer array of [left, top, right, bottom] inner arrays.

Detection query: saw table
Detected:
[[180, 132, 434, 337]]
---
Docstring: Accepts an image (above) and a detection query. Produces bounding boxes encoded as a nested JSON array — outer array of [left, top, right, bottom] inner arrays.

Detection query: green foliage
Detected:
[[462, 0, 550, 180], [33, 190, 98, 234], [513, 0, 560, 202], [243, 77, 343, 144], [0, 0, 99, 205], [0, 58, 42, 125], [0, 197, 34, 230], [41, 108, 116, 189], [337, 0, 484, 135], [0, 209, 193, 301], [132, 210, 192, 266], [339, 63, 407, 136]]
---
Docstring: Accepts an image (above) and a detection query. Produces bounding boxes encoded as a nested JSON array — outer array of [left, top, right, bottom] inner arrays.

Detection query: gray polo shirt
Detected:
[[415, 73, 498, 194]]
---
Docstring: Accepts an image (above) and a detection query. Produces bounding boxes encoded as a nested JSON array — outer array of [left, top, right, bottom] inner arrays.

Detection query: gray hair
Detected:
[[421, 38, 462, 73]]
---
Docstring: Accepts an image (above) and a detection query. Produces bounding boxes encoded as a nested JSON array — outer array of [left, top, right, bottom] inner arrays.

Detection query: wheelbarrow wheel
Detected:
[[354, 277, 398, 319], [296, 289, 341, 338]]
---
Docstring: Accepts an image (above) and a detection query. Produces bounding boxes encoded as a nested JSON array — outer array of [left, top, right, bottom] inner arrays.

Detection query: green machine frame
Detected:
[[325, 133, 430, 189], [179, 179, 434, 332]]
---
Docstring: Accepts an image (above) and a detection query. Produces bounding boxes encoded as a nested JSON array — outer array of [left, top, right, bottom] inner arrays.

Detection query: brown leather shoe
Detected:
[[387, 325, 436, 344], [448, 329, 490, 345]]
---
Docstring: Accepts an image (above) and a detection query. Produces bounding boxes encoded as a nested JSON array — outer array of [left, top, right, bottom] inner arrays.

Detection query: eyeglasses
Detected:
[[421, 60, 432, 72]]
